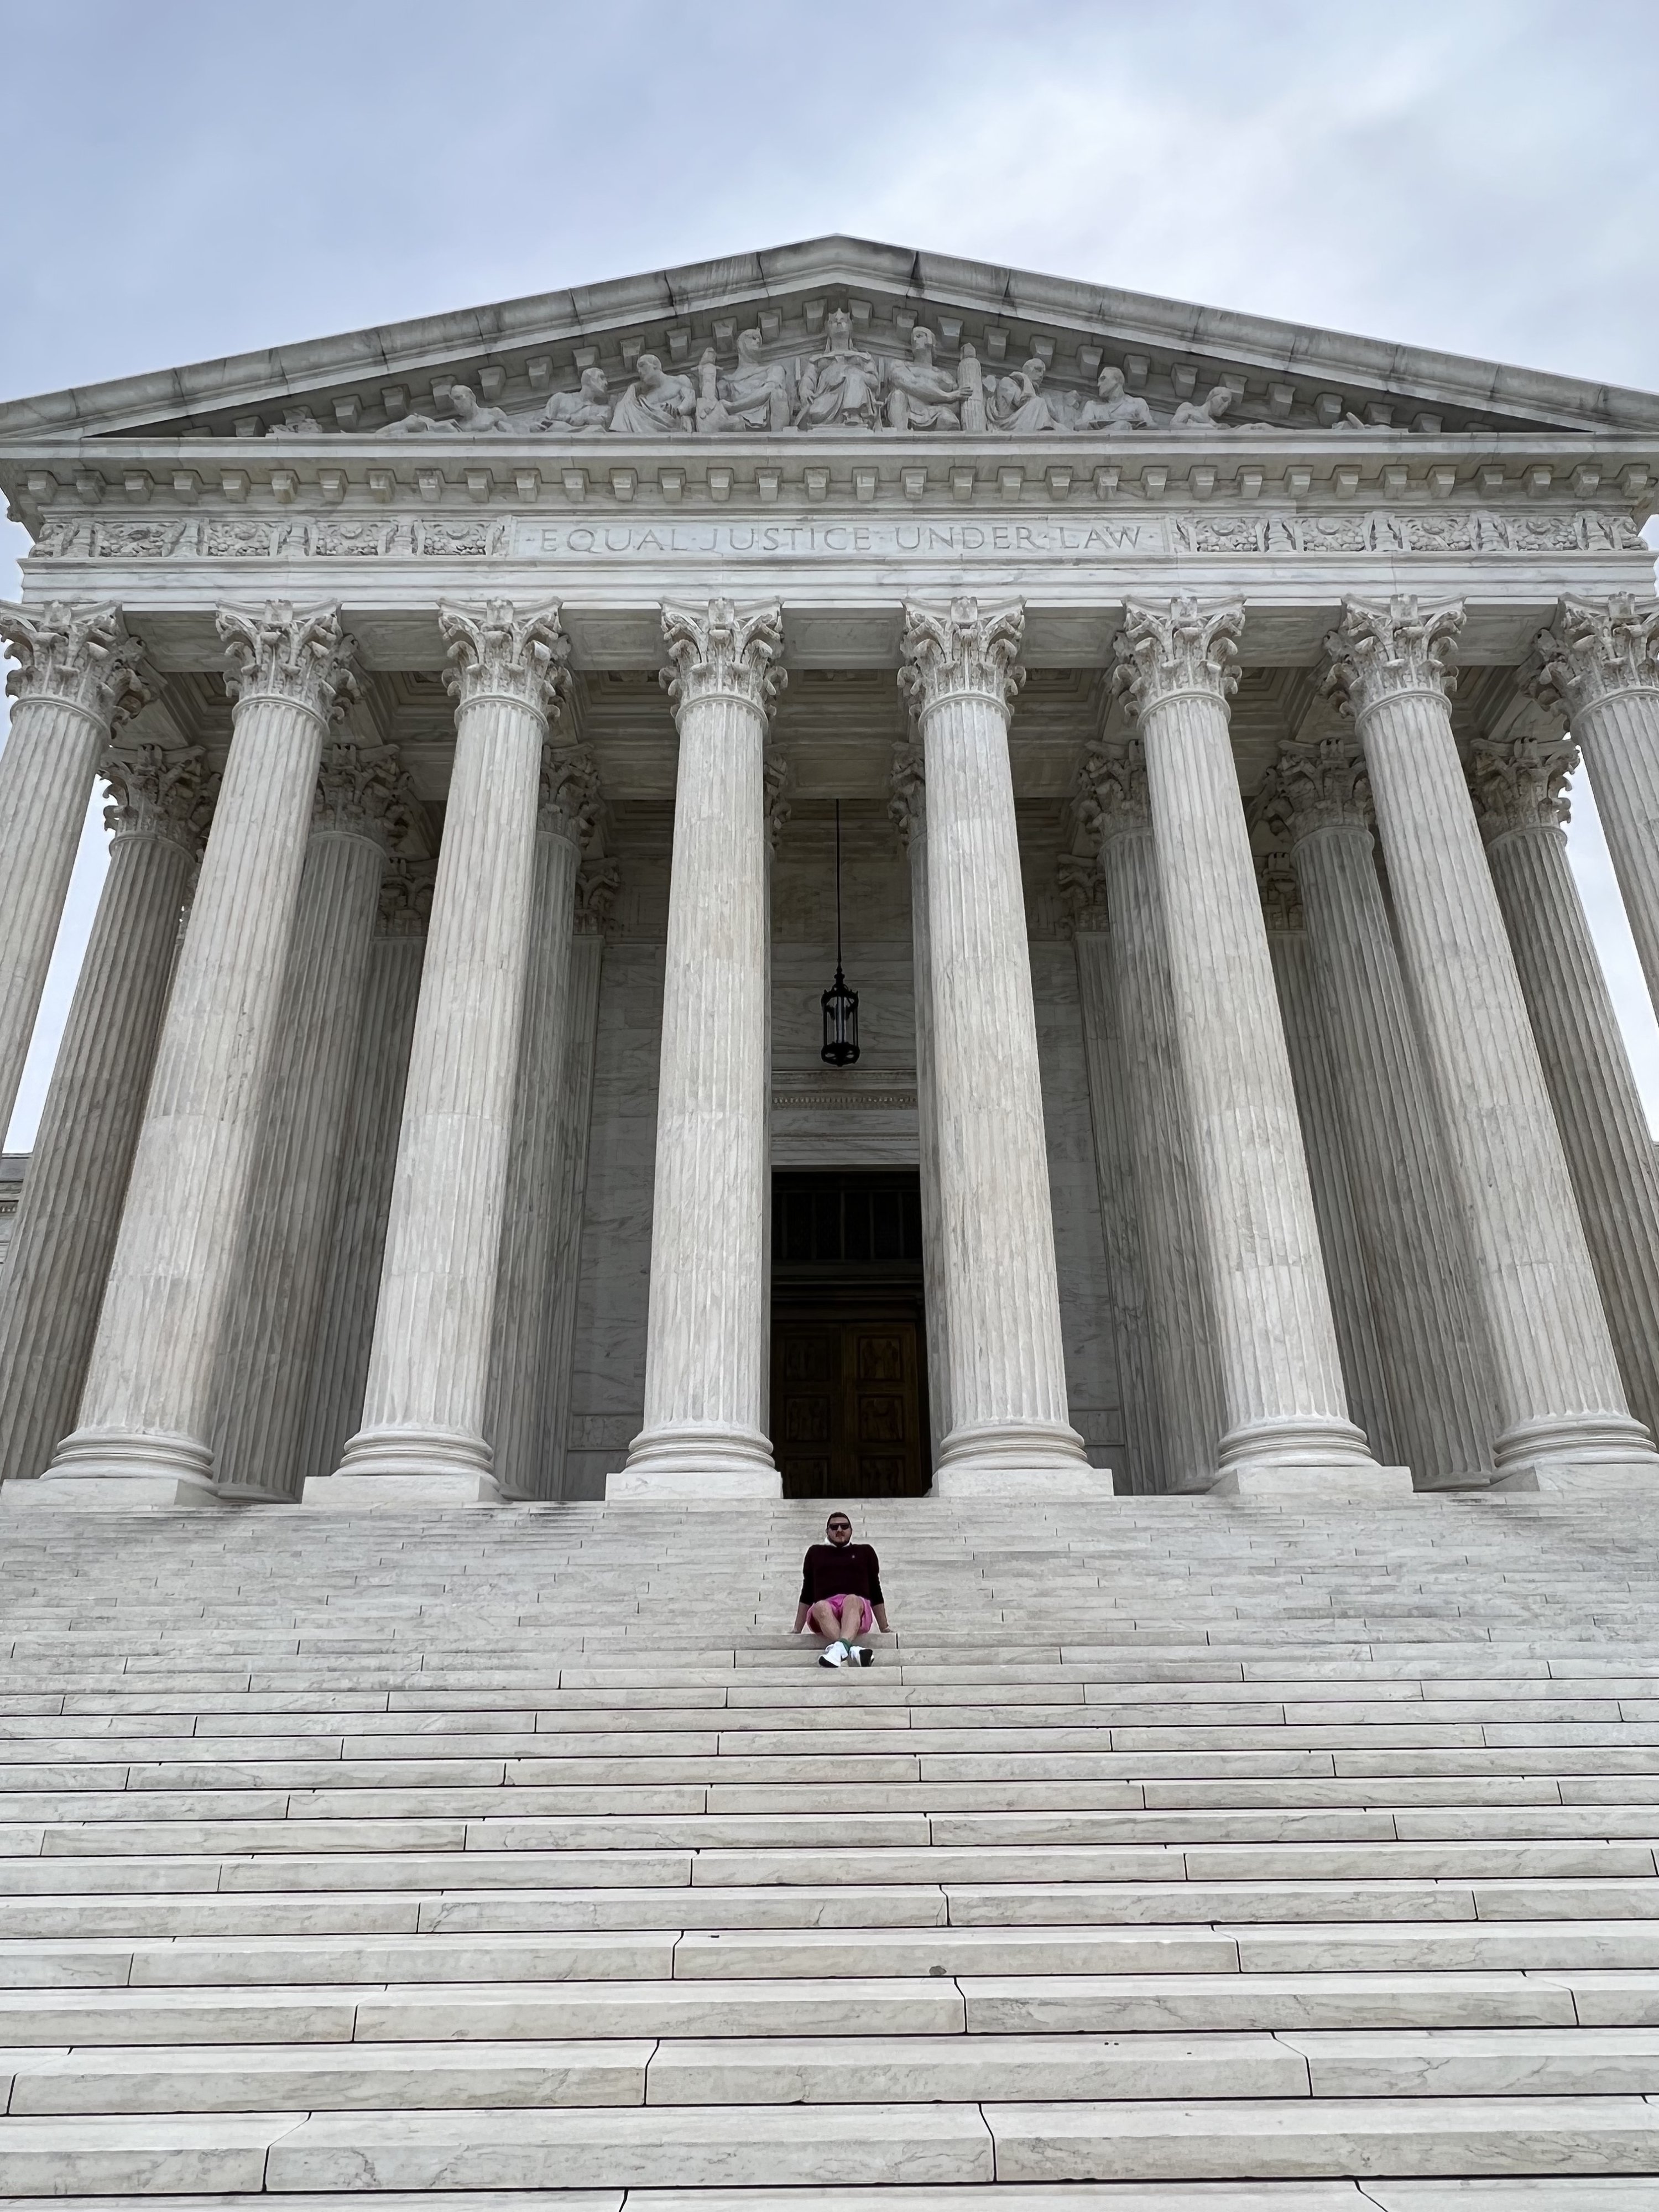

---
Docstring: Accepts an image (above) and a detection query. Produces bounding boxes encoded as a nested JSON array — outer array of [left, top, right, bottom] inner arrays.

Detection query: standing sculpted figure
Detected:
[[1074, 363, 1154, 432], [795, 309, 884, 430], [989, 356, 1061, 433], [885, 326, 969, 432], [1170, 384, 1234, 432], [609, 353, 697, 434], [539, 367, 613, 433], [716, 328, 795, 432]]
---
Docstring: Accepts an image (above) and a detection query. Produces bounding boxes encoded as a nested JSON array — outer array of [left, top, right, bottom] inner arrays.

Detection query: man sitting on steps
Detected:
[[795, 1511, 890, 1668]]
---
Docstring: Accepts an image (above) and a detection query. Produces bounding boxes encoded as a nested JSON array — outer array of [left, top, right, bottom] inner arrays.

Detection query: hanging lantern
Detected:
[[821, 799, 860, 1067]]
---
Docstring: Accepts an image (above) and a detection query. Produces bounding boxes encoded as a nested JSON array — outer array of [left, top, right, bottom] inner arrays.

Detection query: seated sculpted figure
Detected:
[[1170, 384, 1235, 432], [989, 357, 1061, 433], [714, 328, 795, 432], [885, 326, 967, 432], [1074, 364, 1154, 432], [539, 368, 613, 434], [795, 309, 883, 430], [609, 353, 696, 435], [268, 408, 325, 437]]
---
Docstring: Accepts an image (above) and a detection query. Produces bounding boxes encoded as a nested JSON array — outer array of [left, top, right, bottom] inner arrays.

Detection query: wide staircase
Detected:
[[0, 1490, 1657, 2209]]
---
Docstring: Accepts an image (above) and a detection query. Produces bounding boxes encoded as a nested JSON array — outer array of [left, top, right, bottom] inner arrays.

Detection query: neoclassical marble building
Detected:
[[2, 236, 1658, 1509]]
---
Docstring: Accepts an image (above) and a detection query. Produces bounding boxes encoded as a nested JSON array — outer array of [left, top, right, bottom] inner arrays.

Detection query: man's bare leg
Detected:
[[808, 1599, 843, 1644], [838, 1597, 869, 1656]]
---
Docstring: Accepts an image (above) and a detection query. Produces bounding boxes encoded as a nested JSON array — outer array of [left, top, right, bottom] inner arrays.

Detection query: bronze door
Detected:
[[773, 1309, 927, 1497]]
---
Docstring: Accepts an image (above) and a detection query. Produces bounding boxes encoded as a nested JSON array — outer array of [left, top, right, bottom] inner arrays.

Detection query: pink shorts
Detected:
[[821, 1594, 874, 1635]]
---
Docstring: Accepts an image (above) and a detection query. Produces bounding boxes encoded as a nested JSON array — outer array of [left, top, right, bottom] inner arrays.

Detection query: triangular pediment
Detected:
[[4, 236, 1657, 448]]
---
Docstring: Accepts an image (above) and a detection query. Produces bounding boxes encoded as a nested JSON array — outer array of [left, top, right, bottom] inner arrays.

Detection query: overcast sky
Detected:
[[4, 0, 1658, 1147]]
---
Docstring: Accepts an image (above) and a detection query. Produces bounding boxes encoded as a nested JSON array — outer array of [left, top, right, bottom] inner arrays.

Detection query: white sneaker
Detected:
[[818, 1640, 848, 1668], [853, 1646, 875, 1667]]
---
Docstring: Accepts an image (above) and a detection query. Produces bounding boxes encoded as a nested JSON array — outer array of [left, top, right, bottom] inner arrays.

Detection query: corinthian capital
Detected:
[[576, 855, 621, 937], [1530, 593, 1659, 716], [101, 741, 212, 857], [659, 598, 786, 721], [538, 742, 601, 841], [217, 599, 357, 723], [1256, 732, 1372, 846], [1323, 594, 1463, 717], [1467, 731, 1578, 842], [898, 598, 1025, 721], [1078, 735, 1150, 842], [1, 599, 148, 726], [377, 857, 436, 938], [763, 747, 792, 847], [1111, 596, 1243, 719], [313, 738, 407, 847], [440, 597, 570, 722], [888, 740, 924, 848]]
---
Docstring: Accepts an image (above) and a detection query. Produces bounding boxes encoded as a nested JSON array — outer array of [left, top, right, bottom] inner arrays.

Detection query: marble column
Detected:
[[1078, 734, 1225, 1492], [889, 741, 953, 1458], [540, 863, 614, 1500], [1060, 857, 1161, 1495], [1326, 594, 1657, 1489], [1259, 857, 1396, 1467], [1470, 727, 1659, 1448], [615, 599, 784, 1499], [1264, 732, 1498, 1487], [0, 601, 147, 1138], [211, 740, 404, 1501], [899, 597, 1094, 1495], [1531, 596, 1659, 1020], [296, 862, 429, 1491], [43, 601, 356, 1506], [319, 599, 569, 1504], [1113, 596, 1393, 1494], [485, 743, 597, 1500], [0, 743, 207, 1488]]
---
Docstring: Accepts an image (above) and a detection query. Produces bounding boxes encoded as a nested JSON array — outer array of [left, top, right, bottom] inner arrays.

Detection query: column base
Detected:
[[38, 1426, 220, 1506], [328, 1422, 498, 1492], [1209, 1462, 1416, 1499], [6, 1472, 222, 1510], [1494, 1411, 1659, 1478], [933, 1417, 1093, 1482], [931, 1463, 1115, 1501], [611, 1421, 780, 1500], [302, 1472, 504, 1508], [1491, 1458, 1659, 1494]]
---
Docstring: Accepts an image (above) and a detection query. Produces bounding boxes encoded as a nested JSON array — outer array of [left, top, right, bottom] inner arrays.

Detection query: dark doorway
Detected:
[[771, 1170, 931, 1498]]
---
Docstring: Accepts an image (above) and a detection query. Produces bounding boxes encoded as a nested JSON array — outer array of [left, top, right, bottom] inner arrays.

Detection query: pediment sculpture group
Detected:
[[268, 310, 1280, 441]]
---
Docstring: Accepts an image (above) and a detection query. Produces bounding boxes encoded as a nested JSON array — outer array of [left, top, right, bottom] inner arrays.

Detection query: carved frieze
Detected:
[[38, 507, 1640, 567]]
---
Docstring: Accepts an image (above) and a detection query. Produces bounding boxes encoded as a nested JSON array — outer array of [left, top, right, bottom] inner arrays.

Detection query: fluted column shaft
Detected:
[[47, 601, 355, 1503], [619, 600, 782, 1498], [1115, 597, 1381, 1487], [542, 913, 608, 1499], [900, 598, 1090, 1490], [0, 746, 204, 1485], [1261, 879, 1396, 1465], [486, 747, 594, 1498], [297, 870, 428, 1489], [212, 742, 402, 1499], [0, 602, 146, 1136], [1473, 730, 1659, 1446], [326, 599, 568, 1501], [1067, 911, 1159, 1493], [891, 745, 953, 1455], [1267, 738, 1498, 1486], [1328, 594, 1655, 1481], [1082, 739, 1225, 1491], [1533, 596, 1659, 1019]]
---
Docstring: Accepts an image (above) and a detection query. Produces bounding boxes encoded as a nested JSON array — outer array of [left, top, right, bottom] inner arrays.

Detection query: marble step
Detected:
[[11, 1916, 1659, 1990], [4, 2095, 1658, 2193], [6, 2186, 1656, 2212], [12, 2025, 1659, 2115], [15, 1966, 1659, 2046], [7, 1872, 1655, 1939]]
